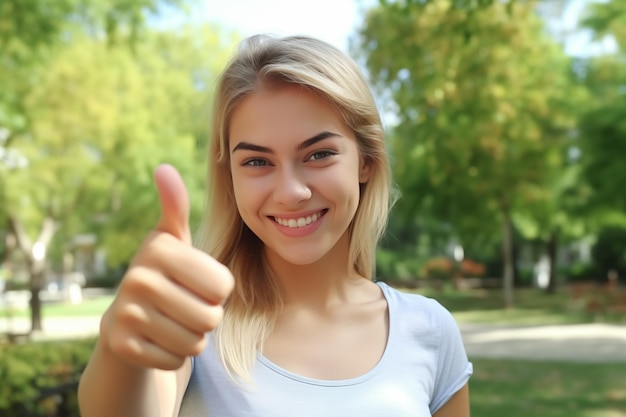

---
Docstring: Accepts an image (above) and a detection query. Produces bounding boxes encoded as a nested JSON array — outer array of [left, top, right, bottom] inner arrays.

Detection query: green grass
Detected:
[[403, 286, 626, 325], [4, 285, 625, 325], [1, 295, 115, 318], [470, 358, 626, 417]]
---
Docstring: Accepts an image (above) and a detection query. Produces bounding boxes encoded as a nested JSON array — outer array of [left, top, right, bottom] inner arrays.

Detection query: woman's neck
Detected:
[[264, 231, 371, 309]]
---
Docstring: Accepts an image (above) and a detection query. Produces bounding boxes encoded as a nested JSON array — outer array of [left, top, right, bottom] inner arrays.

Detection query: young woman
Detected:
[[78, 34, 472, 417]]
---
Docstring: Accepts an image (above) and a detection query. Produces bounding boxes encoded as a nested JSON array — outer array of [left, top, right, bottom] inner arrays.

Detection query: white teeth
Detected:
[[274, 212, 321, 228]]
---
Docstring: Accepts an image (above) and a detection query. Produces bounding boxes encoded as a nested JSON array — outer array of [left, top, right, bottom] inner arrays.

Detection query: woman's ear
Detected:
[[359, 158, 372, 184]]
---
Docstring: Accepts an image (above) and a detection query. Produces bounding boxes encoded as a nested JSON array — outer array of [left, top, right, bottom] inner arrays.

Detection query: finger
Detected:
[[109, 300, 207, 366], [165, 247, 234, 305], [142, 235, 234, 304], [109, 329, 188, 371], [154, 164, 191, 244], [127, 265, 226, 333], [140, 310, 209, 358]]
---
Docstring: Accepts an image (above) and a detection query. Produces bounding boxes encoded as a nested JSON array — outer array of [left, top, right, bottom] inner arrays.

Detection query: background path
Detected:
[[2, 316, 625, 362], [460, 322, 626, 362]]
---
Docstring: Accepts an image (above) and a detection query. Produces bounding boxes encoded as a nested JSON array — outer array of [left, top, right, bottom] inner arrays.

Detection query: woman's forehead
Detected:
[[228, 86, 349, 148]]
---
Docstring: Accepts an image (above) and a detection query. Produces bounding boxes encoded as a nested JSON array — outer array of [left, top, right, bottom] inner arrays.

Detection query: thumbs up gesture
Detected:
[[100, 164, 234, 370]]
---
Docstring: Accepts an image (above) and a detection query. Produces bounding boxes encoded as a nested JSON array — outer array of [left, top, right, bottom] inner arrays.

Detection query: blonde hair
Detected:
[[195, 34, 393, 380]]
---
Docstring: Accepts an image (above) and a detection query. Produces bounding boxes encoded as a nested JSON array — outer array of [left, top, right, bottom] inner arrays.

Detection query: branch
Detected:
[[8, 215, 32, 256], [8, 215, 58, 261], [37, 217, 57, 246]]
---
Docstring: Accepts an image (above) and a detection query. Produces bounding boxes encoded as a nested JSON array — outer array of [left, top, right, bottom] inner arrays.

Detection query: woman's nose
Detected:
[[272, 167, 312, 206]]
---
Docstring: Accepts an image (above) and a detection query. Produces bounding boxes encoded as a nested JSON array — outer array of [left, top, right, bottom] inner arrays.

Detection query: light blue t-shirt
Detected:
[[179, 282, 472, 416]]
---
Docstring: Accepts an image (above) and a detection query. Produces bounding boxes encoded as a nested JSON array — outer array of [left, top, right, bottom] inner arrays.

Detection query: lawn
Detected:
[[405, 285, 626, 325], [44, 295, 115, 317], [3, 284, 625, 325], [470, 358, 626, 417], [1, 295, 115, 318]]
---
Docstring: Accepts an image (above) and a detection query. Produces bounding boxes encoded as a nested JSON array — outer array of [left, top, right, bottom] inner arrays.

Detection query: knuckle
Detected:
[[213, 263, 235, 300], [147, 234, 176, 260], [117, 303, 148, 327], [188, 335, 208, 357], [137, 232, 178, 264], [204, 305, 225, 330], [103, 294, 152, 344], [108, 334, 142, 361], [121, 268, 159, 298], [162, 357, 186, 371]]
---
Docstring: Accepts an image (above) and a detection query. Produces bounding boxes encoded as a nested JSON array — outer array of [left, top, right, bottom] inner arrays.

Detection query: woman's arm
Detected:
[[433, 383, 470, 417], [78, 165, 232, 417], [78, 341, 191, 417]]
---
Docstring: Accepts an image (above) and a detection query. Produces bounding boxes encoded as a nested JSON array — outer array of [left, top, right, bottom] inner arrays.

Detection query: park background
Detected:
[[1, 0, 625, 416]]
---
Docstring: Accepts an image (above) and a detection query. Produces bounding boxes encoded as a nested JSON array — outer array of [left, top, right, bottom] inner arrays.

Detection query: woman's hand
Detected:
[[100, 164, 234, 370]]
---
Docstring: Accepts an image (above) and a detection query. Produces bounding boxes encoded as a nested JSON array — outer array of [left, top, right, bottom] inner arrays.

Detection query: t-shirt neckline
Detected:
[[256, 281, 395, 387]]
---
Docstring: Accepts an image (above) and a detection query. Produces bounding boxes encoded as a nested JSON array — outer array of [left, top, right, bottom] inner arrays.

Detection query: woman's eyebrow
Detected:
[[232, 142, 271, 153], [231, 131, 340, 154], [296, 131, 340, 151]]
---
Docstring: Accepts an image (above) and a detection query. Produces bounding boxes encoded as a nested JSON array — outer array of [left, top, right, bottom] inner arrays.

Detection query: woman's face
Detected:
[[228, 84, 370, 267]]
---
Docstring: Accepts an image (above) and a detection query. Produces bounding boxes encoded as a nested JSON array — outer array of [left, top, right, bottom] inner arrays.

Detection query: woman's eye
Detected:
[[308, 150, 336, 161], [242, 158, 270, 167]]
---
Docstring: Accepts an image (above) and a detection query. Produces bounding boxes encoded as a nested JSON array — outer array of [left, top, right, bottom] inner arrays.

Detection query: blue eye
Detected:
[[308, 150, 336, 161], [242, 158, 270, 167]]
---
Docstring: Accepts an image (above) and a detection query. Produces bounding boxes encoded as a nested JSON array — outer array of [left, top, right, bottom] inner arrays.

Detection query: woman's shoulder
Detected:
[[376, 281, 457, 328]]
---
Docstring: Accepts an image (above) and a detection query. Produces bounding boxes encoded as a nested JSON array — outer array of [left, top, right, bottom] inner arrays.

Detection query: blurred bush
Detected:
[[376, 249, 425, 285], [0, 338, 96, 416], [420, 257, 487, 280], [459, 259, 486, 278], [421, 257, 455, 280], [562, 261, 598, 283]]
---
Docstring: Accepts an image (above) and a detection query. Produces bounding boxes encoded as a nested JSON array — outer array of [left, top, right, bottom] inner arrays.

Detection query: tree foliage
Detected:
[[0, 0, 190, 143], [577, 0, 626, 229], [354, 0, 580, 304], [0, 0, 236, 331], [14, 26, 232, 267]]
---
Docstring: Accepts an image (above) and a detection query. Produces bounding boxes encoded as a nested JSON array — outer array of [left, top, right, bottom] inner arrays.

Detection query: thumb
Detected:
[[154, 164, 192, 244]]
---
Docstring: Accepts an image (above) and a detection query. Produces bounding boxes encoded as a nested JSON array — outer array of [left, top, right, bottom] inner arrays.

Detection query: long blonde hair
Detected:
[[195, 34, 393, 380]]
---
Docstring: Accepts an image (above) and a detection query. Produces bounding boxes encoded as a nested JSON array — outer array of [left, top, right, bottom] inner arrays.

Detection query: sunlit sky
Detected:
[[164, 0, 617, 129], [180, 0, 616, 56], [188, 0, 371, 52]]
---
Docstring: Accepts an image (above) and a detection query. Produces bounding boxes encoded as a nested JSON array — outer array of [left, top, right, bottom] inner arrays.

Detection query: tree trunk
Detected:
[[512, 229, 520, 287], [8, 215, 57, 333], [30, 267, 45, 331], [502, 211, 515, 308], [545, 230, 559, 294], [1, 223, 17, 269]]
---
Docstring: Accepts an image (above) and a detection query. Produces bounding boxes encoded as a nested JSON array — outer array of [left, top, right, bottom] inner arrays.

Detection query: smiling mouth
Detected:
[[272, 209, 328, 228]]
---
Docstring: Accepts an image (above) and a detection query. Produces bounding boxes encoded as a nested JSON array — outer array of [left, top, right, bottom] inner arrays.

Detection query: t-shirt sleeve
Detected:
[[429, 301, 473, 414]]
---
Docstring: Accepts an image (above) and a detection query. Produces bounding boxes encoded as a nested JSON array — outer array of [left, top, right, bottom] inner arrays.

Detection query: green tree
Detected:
[[591, 227, 626, 279], [1, 4, 237, 332], [0, 0, 191, 151], [577, 0, 626, 229], [355, 0, 578, 306], [90, 26, 235, 267], [9, 25, 234, 332], [0, 0, 197, 332]]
